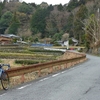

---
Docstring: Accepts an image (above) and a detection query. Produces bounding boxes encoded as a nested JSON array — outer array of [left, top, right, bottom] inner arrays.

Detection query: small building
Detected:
[[0, 36, 11, 45], [0, 34, 20, 45]]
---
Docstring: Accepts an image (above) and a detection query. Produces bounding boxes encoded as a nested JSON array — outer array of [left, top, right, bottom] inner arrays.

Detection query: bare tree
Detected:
[[83, 14, 100, 53]]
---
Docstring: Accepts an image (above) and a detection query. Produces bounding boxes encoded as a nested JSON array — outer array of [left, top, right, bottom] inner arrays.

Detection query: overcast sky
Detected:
[[22, 0, 70, 5]]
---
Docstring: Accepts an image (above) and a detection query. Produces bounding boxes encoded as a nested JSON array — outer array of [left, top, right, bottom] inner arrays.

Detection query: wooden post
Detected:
[[50, 66, 53, 73], [66, 63, 67, 68], [38, 68, 41, 77], [21, 74, 25, 83]]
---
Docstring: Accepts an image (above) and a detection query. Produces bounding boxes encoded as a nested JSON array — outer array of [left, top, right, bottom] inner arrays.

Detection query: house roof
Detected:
[[0, 34, 20, 38], [72, 38, 78, 42]]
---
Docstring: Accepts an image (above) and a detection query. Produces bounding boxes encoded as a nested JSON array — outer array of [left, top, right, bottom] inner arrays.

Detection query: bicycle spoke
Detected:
[[1, 72, 9, 90]]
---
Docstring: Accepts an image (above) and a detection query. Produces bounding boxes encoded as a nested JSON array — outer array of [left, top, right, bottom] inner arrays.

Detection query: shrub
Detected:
[[15, 60, 39, 65]]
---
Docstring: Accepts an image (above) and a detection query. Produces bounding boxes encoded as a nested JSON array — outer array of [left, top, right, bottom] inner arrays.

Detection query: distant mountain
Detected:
[[0, 0, 99, 43]]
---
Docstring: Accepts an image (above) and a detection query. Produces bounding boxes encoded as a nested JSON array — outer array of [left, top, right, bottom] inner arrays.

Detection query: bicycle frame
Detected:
[[0, 64, 10, 78], [0, 68, 3, 77]]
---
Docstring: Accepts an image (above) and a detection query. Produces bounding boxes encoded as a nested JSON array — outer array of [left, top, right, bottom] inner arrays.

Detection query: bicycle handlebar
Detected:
[[0, 64, 10, 70]]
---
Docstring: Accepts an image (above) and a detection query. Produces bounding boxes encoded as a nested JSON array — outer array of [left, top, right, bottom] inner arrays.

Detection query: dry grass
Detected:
[[1, 59, 22, 68]]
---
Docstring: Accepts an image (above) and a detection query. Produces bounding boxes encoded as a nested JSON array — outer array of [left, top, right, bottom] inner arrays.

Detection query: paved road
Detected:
[[0, 54, 100, 100]]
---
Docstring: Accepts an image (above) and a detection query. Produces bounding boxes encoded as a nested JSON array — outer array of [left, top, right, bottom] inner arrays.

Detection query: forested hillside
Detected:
[[0, 0, 100, 53]]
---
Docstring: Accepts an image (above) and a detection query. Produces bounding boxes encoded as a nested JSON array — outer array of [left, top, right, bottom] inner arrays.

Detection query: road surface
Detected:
[[0, 54, 100, 100]]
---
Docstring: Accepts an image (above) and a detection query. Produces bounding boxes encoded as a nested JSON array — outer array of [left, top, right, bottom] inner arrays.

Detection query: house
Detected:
[[0, 35, 11, 45], [0, 34, 20, 45]]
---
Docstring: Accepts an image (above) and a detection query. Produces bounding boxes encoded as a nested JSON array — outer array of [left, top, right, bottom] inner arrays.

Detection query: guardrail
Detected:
[[0, 51, 87, 89], [7, 55, 86, 77]]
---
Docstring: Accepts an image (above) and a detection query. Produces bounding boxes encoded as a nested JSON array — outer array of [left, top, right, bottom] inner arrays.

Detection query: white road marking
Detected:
[[39, 77, 49, 82], [39, 71, 66, 82], [61, 71, 66, 74], [17, 70, 66, 90], [52, 73, 61, 77], [0, 93, 6, 97], [17, 84, 31, 90]]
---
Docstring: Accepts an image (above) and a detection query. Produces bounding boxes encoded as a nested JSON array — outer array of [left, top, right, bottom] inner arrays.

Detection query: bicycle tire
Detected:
[[1, 71, 9, 90]]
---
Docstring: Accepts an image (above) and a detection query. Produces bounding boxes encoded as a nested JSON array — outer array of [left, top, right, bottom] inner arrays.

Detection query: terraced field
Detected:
[[0, 45, 63, 68]]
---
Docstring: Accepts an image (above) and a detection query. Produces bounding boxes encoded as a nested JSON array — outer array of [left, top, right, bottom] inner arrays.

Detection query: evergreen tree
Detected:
[[18, 2, 33, 14], [0, 6, 2, 18], [0, 2, 3, 18], [47, 4, 54, 11], [63, 13, 74, 37], [30, 8, 50, 38], [57, 4, 63, 11], [66, 0, 79, 12], [52, 32, 63, 41], [78, 0, 87, 5], [0, 11, 12, 34], [8, 12, 20, 34]]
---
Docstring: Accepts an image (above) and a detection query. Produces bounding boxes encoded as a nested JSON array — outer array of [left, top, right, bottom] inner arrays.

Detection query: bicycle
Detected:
[[0, 64, 10, 90]]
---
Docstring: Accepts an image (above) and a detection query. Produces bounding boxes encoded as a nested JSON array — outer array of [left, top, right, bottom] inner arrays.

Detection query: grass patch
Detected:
[[15, 60, 39, 65]]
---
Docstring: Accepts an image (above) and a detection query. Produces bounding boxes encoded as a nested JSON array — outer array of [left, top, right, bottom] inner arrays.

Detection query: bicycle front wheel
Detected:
[[1, 71, 9, 90]]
